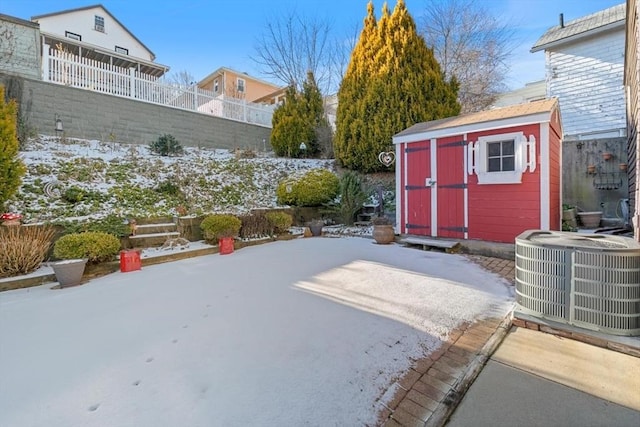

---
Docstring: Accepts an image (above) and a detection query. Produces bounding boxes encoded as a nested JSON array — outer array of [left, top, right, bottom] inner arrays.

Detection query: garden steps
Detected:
[[130, 220, 180, 248], [134, 223, 177, 235]]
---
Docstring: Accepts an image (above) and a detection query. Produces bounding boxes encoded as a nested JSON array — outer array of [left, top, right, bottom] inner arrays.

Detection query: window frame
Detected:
[[473, 131, 527, 185], [487, 139, 516, 172], [114, 45, 129, 55], [236, 78, 245, 93], [65, 31, 82, 41], [94, 15, 105, 32], [213, 79, 219, 93]]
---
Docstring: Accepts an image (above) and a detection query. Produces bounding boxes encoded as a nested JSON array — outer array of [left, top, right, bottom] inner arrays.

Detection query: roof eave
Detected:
[[531, 20, 625, 53], [392, 111, 554, 144]]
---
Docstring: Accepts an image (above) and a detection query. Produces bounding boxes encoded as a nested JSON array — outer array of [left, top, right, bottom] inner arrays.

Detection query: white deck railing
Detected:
[[42, 46, 275, 128]]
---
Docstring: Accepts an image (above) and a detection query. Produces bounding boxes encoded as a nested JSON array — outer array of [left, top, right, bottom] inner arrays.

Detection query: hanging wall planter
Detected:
[[619, 163, 628, 171], [602, 152, 613, 161], [587, 165, 596, 174]]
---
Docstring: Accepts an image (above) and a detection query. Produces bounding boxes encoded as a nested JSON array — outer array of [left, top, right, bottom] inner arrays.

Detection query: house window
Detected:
[[95, 15, 105, 32], [468, 131, 536, 185], [214, 79, 219, 93], [237, 78, 245, 93], [487, 140, 515, 172], [65, 31, 82, 41], [115, 46, 129, 55]]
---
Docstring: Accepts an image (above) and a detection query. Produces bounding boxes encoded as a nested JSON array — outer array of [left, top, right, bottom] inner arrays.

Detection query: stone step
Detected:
[[129, 231, 181, 248], [400, 236, 461, 253], [134, 217, 175, 225], [134, 222, 177, 235]]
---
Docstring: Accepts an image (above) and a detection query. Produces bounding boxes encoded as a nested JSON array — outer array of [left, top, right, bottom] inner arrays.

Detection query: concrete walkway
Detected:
[[447, 327, 640, 427]]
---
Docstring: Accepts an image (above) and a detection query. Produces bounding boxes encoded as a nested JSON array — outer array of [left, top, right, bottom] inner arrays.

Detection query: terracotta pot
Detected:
[[577, 211, 603, 229], [1, 219, 21, 226], [586, 165, 596, 174], [619, 163, 628, 171], [372, 224, 395, 244], [602, 152, 613, 161], [52, 259, 88, 288]]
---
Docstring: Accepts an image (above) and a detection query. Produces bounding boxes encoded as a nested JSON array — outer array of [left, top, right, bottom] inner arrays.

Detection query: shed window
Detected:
[[468, 131, 536, 185], [487, 140, 515, 172], [65, 31, 82, 41], [95, 15, 105, 32]]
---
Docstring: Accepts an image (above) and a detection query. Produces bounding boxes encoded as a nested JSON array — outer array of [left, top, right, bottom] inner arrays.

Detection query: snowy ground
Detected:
[[10, 136, 339, 222], [0, 237, 513, 427]]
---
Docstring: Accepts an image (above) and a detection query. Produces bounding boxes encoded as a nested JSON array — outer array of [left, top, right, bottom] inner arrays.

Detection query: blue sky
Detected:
[[2, 0, 624, 90]]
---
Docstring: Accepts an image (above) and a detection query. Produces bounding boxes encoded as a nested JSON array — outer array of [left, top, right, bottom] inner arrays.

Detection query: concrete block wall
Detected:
[[1, 74, 271, 151], [0, 14, 41, 80]]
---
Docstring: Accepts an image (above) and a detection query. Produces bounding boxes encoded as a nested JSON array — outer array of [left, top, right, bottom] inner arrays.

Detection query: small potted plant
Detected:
[[200, 214, 242, 255], [52, 231, 121, 287], [372, 216, 395, 244], [1, 212, 23, 227]]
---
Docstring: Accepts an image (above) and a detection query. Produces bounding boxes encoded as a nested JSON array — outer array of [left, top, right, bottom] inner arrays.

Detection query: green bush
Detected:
[[55, 214, 130, 238], [200, 214, 242, 242], [265, 211, 293, 234], [338, 171, 368, 225], [0, 85, 26, 211], [276, 169, 339, 207], [62, 186, 86, 204], [0, 225, 56, 278], [149, 134, 183, 156], [53, 231, 121, 263]]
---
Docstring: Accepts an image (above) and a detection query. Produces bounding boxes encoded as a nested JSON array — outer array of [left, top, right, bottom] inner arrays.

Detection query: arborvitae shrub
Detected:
[[0, 84, 26, 210], [53, 231, 121, 263], [338, 171, 368, 225]]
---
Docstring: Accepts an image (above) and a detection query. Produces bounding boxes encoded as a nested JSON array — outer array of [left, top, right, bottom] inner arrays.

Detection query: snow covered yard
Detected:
[[0, 237, 513, 427]]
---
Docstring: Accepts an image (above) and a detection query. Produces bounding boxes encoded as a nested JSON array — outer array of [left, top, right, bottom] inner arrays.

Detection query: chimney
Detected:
[[559, 13, 564, 28]]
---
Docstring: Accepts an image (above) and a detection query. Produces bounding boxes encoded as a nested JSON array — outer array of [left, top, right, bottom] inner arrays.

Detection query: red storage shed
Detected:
[[393, 99, 563, 244]]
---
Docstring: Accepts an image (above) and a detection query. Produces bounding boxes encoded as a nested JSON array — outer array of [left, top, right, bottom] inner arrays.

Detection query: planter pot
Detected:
[[577, 211, 603, 229], [1, 219, 21, 226], [602, 152, 613, 161], [373, 224, 395, 244], [587, 165, 596, 174], [218, 236, 235, 255], [308, 223, 323, 237], [562, 208, 576, 221], [619, 163, 628, 171], [52, 259, 88, 288]]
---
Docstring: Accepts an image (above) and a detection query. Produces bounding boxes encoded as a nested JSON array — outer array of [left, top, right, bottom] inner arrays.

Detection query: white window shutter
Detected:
[[476, 140, 486, 174], [527, 135, 537, 172], [467, 141, 476, 175], [516, 133, 527, 173]]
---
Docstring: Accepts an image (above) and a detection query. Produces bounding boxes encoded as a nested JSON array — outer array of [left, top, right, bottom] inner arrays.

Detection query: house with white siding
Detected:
[[31, 4, 168, 77], [531, 4, 629, 224]]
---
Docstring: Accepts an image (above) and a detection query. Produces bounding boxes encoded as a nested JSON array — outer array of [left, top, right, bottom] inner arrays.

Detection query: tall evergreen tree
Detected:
[[335, 0, 460, 173], [0, 85, 26, 211], [270, 71, 330, 158]]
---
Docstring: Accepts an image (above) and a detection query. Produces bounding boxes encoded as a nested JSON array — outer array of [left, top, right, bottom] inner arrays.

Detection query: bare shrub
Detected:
[[0, 225, 56, 278]]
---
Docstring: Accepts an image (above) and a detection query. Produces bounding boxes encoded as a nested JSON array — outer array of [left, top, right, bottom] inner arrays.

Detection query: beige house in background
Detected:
[[198, 67, 283, 104]]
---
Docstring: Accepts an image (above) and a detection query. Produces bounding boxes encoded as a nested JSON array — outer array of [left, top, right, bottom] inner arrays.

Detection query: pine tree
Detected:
[[335, 0, 460, 173], [0, 85, 26, 211]]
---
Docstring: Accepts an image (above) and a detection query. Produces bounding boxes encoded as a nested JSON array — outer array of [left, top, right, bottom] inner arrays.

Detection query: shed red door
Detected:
[[436, 137, 466, 239], [405, 141, 431, 235]]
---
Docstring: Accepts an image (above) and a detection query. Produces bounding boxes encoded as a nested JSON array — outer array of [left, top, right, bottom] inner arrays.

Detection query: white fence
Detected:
[[42, 46, 275, 127]]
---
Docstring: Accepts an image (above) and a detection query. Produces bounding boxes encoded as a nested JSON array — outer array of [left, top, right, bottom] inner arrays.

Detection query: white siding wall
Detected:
[[546, 29, 626, 138], [35, 7, 152, 61]]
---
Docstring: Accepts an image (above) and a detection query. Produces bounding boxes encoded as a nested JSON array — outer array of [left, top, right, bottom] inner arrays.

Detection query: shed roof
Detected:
[[531, 3, 625, 52], [393, 98, 558, 143]]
